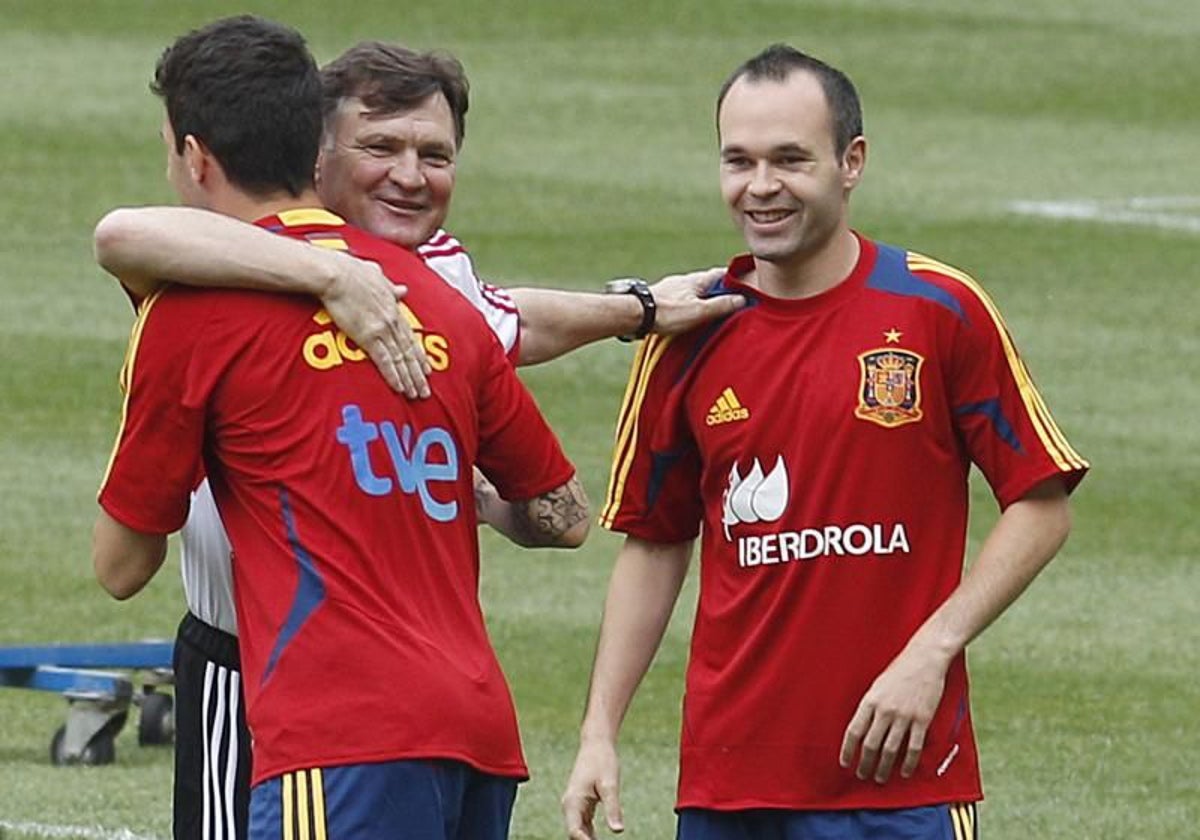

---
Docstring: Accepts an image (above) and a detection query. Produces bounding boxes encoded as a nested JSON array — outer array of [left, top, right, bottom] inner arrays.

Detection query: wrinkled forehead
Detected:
[[324, 93, 456, 143]]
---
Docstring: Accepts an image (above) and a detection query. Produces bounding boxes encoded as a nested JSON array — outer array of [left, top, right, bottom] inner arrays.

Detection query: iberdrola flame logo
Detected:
[[721, 455, 789, 541]]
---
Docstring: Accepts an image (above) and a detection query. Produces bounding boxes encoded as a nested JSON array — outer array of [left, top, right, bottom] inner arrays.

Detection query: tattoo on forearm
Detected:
[[513, 477, 589, 545]]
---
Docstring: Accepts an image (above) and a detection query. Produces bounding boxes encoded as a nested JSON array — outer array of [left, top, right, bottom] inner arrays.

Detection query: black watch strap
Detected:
[[605, 278, 656, 342]]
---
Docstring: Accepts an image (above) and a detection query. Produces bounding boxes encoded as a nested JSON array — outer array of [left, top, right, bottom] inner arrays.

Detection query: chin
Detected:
[[371, 216, 427, 250], [748, 241, 802, 263]]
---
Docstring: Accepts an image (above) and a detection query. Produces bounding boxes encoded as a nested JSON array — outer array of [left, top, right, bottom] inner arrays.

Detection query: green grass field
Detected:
[[1, 0, 1197, 837]]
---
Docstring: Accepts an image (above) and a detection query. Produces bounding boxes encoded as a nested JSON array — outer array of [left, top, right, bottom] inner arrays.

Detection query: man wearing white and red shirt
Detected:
[[561, 44, 1087, 840]]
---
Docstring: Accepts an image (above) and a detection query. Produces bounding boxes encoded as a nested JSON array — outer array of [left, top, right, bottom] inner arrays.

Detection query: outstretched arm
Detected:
[[839, 477, 1072, 784], [93, 206, 429, 397], [562, 537, 693, 839], [510, 268, 744, 366]]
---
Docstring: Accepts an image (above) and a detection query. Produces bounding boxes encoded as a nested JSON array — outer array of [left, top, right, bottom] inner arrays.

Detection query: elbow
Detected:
[[93, 208, 141, 272], [93, 555, 142, 601], [555, 516, 591, 549], [91, 524, 164, 600], [101, 581, 140, 601]]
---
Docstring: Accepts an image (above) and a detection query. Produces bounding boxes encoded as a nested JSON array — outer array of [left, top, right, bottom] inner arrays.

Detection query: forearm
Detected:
[[484, 474, 591, 548], [92, 510, 169, 600], [94, 206, 339, 299], [905, 478, 1072, 662], [509, 287, 641, 366], [579, 537, 692, 742], [509, 268, 744, 366]]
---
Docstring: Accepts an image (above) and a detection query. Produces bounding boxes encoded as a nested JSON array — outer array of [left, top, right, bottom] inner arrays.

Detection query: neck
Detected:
[[207, 187, 325, 223], [751, 228, 860, 300]]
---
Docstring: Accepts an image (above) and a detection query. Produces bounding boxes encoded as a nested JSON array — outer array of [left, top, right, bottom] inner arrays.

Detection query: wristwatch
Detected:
[[604, 277, 656, 342]]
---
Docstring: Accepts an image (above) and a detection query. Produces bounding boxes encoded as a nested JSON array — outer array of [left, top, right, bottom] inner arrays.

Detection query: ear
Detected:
[[841, 136, 867, 190], [180, 134, 213, 187]]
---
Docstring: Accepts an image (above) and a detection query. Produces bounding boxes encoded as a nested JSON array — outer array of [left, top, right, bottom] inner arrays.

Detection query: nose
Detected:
[[748, 161, 780, 198], [387, 151, 426, 190]]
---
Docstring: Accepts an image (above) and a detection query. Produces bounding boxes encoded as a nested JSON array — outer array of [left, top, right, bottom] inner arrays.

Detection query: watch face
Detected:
[[606, 278, 644, 294]]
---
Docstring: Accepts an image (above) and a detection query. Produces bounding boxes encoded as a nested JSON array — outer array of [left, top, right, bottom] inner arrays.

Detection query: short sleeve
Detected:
[[599, 335, 704, 543], [419, 230, 521, 363], [97, 288, 226, 533], [944, 279, 1089, 508]]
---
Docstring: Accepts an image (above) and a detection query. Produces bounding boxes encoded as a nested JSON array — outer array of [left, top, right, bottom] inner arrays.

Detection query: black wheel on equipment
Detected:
[[138, 691, 175, 745], [50, 724, 117, 766]]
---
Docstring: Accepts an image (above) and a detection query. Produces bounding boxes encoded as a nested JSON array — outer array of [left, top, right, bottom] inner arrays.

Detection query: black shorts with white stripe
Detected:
[[173, 612, 252, 840]]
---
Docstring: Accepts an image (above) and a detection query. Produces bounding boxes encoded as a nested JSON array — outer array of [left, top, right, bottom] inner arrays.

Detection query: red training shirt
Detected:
[[99, 209, 576, 784], [601, 234, 1087, 811]]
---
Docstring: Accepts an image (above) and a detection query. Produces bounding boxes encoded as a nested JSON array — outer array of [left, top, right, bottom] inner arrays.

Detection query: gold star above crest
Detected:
[[884, 328, 903, 344]]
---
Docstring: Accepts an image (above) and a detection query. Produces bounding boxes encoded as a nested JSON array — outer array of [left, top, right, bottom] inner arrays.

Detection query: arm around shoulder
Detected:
[[94, 206, 337, 297], [93, 206, 429, 396]]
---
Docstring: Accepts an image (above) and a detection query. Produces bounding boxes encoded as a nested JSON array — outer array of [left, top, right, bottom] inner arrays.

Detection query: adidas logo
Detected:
[[706, 387, 750, 426]]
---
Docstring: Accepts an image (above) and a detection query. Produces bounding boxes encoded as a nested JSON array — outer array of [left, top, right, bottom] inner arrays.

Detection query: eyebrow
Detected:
[[720, 142, 812, 157]]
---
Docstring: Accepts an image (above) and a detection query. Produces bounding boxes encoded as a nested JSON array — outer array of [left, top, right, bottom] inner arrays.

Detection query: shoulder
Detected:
[[416, 228, 470, 260], [865, 240, 1001, 329]]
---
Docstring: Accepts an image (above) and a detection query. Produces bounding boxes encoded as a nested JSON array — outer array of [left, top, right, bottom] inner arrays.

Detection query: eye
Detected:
[[359, 142, 394, 157], [421, 150, 455, 167], [775, 150, 813, 169]]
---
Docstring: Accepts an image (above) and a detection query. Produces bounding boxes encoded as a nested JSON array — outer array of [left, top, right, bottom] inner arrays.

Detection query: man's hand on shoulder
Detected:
[[650, 266, 745, 335]]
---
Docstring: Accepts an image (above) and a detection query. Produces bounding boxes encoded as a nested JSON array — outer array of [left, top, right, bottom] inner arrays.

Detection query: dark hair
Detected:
[[717, 44, 863, 157], [321, 41, 470, 148], [152, 15, 321, 197]]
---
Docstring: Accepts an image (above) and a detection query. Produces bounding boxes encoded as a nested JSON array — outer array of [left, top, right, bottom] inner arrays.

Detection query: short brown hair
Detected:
[[321, 41, 470, 147], [717, 44, 863, 157], [154, 15, 321, 197]]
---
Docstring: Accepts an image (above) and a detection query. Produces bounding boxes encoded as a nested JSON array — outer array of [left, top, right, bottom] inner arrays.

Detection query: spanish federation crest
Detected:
[[855, 348, 924, 428]]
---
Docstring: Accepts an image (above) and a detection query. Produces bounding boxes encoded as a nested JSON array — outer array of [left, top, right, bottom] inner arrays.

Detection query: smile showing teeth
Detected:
[[747, 209, 793, 223], [379, 197, 424, 214]]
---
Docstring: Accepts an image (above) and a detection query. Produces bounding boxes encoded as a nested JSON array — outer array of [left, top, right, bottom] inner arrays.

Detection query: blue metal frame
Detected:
[[0, 642, 173, 670], [0, 642, 173, 700]]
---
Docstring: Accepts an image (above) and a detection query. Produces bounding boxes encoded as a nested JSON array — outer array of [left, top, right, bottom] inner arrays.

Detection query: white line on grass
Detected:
[[1007, 196, 1200, 233], [0, 820, 163, 840]]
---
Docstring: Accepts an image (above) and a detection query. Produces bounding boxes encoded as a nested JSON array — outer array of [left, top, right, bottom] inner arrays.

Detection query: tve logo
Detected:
[[335, 404, 460, 522]]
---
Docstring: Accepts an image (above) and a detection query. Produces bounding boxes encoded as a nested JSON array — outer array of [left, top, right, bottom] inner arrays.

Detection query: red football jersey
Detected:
[[601, 234, 1087, 810], [99, 208, 576, 784]]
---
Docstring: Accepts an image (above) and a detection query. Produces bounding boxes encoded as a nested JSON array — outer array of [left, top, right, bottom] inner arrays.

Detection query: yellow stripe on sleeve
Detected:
[[97, 288, 165, 495], [600, 336, 658, 519], [309, 237, 349, 251], [907, 254, 1088, 472], [276, 208, 345, 227], [600, 335, 674, 527], [600, 336, 657, 520]]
